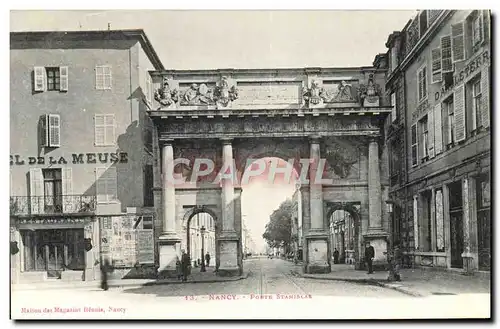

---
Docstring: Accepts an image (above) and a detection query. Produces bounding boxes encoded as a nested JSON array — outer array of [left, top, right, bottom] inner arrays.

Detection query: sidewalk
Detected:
[[292, 264, 491, 297], [12, 266, 248, 291]]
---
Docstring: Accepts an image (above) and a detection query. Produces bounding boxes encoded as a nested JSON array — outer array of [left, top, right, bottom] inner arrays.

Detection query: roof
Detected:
[[10, 29, 164, 70]]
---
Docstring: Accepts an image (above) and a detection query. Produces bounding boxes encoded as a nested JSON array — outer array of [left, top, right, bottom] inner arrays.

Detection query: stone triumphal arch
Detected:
[[148, 63, 392, 277]]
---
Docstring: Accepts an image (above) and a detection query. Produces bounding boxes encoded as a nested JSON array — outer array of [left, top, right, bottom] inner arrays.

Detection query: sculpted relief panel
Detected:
[[321, 137, 367, 180]]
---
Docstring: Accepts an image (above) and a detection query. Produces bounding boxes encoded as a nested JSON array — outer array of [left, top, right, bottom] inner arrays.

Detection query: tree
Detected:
[[262, 199, 295, 251]]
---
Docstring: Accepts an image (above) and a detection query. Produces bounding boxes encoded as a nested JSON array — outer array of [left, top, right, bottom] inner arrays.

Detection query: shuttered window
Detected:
[[94, 114, 116, 146], [434, 103, 443, 155], [453, 84, 466, 142], [472, 78, 482, 131], [445, 98, 455, 146], [480, 67, 490, 128], [441, 35, 453, 73], [472, 11, 485, 46], [96, 167, 118, 203], [391, 92, 397, 122], [59, 66, 69, 91], [451, 22, 465, 63], [96, 66, 112, 90], [431, 48, 442, 83], [411, 124, 418, 167], [417, 65, 428, 102], [428, 110, 435, 158], [420, 116, 429, 160], [34, 66, 45, 91], [61, 168, 73, 212], [41, 114, 61, 148], [29, 168, 44, 214]]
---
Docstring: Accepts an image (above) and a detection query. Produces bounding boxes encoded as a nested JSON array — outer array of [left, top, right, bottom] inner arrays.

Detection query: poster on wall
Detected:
[[99, 215, 155, 267]]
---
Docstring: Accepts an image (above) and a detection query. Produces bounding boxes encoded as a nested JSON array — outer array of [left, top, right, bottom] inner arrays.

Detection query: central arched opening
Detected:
[[185, 208, 216, 271], [240, 156, 299, 269]]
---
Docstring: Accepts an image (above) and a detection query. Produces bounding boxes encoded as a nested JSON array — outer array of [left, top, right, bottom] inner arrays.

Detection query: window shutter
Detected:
[[29, 168, 44, 214], [434, 103, 443, 154], [59, 66, 68, 91], [104, 66, 112, 90], [441, 35, 453, 73], [451, 22, 465, 63], [435, 190, 444, 251], [34, 66, 45, 92], [413, 195, 419, 250], [48, 114, 61, 147], [95, 66, 103, 90], [453, 84, 466, 142], [428, 110, 435, 158], [391, 93, 397, 122], [96, 168, 107, 203], [411, 124, 418, 166], [106, 167, 118, 201], [105, 115, 115, 145], [431, 48, 442, 83], [61, 168, 73, 212], [480, 67, 490, 128], [94, 114, 105, 146], [41, 114, 49, 147]]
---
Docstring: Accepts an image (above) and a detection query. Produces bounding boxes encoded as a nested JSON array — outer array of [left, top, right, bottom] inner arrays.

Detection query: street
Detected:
[[11, 257, 490, 319]]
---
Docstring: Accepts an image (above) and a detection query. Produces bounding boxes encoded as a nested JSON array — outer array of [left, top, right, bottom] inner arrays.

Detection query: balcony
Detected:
[[10, 195, 96, 216]]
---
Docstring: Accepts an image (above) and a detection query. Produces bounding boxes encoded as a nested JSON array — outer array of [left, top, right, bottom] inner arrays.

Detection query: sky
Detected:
[[9, 10, 416, 69], [8, 9, 416, 249]]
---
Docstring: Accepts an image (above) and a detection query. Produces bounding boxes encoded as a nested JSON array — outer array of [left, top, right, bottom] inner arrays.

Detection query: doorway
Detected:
[[21, 229, 85, 278], [448, 181, 463, 269]]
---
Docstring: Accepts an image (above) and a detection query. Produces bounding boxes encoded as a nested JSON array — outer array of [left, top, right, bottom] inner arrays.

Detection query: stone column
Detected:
[[364, 137, 388, 267], [368, 138, 382, 230], [162, 140, 177, 236], [158, 139, 180, 278], [218, 138, 240, 276], [309, 136, 324, 230], [221, 138, 235, 233], [305, 136, 330, 274]]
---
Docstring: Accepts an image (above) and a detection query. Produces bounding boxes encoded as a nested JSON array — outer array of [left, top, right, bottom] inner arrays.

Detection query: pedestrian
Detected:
[[205, 252, 211, 267], [364, 241, 375, 274], [333, 249, 339, 264], [181, 249, 191, 282], [392, 242, 402, 281], [175, 255, 182, 280], [100, 258, 112, 291]]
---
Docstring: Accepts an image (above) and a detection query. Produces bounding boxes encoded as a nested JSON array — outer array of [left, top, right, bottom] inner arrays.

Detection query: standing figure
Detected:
[[364, 241, 375, 274], [205, 252, 211, 267], [386, 242, 402, 281], [333, 248, 340, 264], [181, 249, 191, 282], [175, 255, 182, 280], [101, 258, 112, 291]]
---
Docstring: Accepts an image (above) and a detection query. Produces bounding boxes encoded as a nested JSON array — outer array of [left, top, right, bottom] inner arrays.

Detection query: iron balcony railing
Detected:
[[10, 195, 97, 216]]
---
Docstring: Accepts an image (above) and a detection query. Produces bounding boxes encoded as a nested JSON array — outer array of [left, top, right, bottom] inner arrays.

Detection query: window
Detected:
[[41, 114, 61, 148], [142, 215, 154, 230], [391, 92, 397, 122], [95, 66, 112, 90], [451, 22, 465, 63], [441, 35, 453, 73], [434, 103, 443, 155], [46, 68, 60, 91], [472, 78, 482, 132], [390, 139, 401, 186], [419, 10, 428, 37], [94, 114, 115, 146], [390, 46, 398, 73], [411, 124, 418, 167], [431, 48, 442, 83], [445, 97, 455, 147], [417, 65, 428, 102], [43, 169, 62, 212], [33, 66, 68, 92], [472, 12, 484, 47], [420, 116, 429, 161], [96, 167, 118, 203]]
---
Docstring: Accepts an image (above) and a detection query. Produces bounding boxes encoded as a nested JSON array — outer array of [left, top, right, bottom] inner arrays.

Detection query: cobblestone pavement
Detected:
[[11, 258, 490, 319]]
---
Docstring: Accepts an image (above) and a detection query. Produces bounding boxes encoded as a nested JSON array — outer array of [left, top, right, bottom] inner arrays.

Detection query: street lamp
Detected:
[[200, 225, 206, 272]]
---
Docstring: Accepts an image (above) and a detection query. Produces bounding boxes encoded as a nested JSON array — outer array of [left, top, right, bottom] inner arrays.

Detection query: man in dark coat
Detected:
[[205, 252, 211, 267], [181, 249, 191, 282], [101, 258, 112, 291], [364, 241, 375, 274], [333, 249, 339, 264]]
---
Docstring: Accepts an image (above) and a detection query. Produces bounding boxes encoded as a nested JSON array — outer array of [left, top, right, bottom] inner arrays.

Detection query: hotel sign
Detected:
[[10, 152, 128, 166]]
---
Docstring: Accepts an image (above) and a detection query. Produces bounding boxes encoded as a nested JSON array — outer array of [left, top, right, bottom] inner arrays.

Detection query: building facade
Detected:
[[10, 30, 164, 283], [385, 10, 491, 272]]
